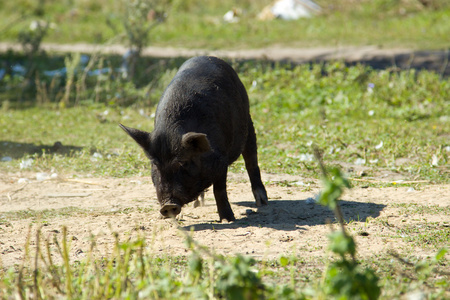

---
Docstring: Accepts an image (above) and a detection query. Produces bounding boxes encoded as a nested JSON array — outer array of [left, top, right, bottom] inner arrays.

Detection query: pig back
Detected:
[[154, 56, 250, 163]]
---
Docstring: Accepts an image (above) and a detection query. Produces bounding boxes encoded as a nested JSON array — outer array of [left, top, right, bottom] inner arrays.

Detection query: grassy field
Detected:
[[1, 58, 449, 184], [0, 0, 449, 299], [0, 0, 449, 49]]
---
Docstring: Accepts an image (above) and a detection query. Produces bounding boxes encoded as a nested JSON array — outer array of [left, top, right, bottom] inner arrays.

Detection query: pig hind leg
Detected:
[[242, 120, 268, 207]]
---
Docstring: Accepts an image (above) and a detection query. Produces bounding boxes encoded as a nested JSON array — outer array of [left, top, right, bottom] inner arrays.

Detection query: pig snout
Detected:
[[160, 203, 182, 218]]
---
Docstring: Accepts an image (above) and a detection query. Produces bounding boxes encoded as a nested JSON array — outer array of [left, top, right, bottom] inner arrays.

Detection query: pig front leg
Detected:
[[193, 191, 205, 208], [243, 120, 269, 207], [213, 171, 235, 222]]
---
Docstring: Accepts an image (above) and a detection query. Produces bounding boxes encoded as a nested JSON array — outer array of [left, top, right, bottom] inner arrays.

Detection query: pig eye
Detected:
[[177, 160, 191, 171]]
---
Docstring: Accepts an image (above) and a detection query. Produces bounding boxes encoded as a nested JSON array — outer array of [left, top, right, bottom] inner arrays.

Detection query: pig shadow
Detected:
[[182, 198, 386, 232], [0, 141, 83, 160]]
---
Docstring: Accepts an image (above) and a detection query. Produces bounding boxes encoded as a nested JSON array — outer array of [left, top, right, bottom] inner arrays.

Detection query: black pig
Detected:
[[120, 56, 268, 222]]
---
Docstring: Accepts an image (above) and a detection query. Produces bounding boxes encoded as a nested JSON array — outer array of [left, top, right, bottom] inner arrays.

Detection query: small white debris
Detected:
[[20, 158, 34, 169], [91, 152, 103, 162], [36, 172, 50, 181], [293, 180, 308, 186], [431, 154, 439, 166], [445, 146, 450, 152], [306, 194, 319, 204], [299, 153, 314, 162], [50, 173, 58, 179], [271, 0, 320, 20], [29, 20, 41, 31], [223, 9, 240, 23], [439, 116, 449, 122], [1, 156, 12, 162], [139, 109, 146, 117], [305, 197, 315, 204], [306, 141, 313, 147], [368, 110, 375, 116], [354, 158, 366, 165], [245, 209, 255, 215], [407, 187, 415, 192], [18, 178, 30, 184], [406, 291, 426, 300], [369, 159, 379, 164], [30, 20, 56, 31], [375, 141, 383, 149], [252, 80, 257, 88]]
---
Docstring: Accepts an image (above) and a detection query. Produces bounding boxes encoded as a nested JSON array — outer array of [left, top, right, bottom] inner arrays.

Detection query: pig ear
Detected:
[[181, 132, 211, 155], [119, 124, 151, 150]]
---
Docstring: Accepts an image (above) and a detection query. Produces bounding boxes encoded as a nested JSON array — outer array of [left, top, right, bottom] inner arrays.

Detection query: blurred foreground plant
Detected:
[[3, 223, 264, 299], [314, 147, 381, 300]]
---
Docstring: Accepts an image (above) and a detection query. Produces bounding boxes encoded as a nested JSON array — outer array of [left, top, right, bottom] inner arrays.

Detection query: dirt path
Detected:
[[1, 171, 449, 268], [1, 42, 448, 76]]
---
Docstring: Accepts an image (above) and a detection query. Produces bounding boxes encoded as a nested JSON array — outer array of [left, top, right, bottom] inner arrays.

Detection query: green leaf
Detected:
[[188, 254, 203, 278], [279, 256, 289, 267], [435, 248, 448, 261], [328, 231, 356, 257], [318, 167, 350, 210]]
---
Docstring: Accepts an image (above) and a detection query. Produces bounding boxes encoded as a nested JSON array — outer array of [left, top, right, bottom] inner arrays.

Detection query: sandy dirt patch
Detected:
[[1, 171, 449, 268]]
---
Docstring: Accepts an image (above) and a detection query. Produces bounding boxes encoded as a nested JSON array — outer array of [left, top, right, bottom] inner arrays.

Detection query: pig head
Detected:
[[120, 125, 214, 218]]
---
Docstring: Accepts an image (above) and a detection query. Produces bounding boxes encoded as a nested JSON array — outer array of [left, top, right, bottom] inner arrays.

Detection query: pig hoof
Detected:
[[160, 204, 182, 218], [220, 218, 235, 223], [253, 188, 268, 207], [220, 214, 236, 223]]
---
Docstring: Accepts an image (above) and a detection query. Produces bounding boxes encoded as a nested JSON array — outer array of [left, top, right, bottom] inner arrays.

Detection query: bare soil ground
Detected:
[[1, 171, 449, 268]]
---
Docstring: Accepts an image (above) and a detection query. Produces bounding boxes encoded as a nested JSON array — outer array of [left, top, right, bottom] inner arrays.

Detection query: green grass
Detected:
[[1, 0, 449, 49], [391, 203, 450, 215], [395, 222, 450, 248], [0, 206, 151, 223], [0, 225, 447, 299], [1, 59, 448, 183]]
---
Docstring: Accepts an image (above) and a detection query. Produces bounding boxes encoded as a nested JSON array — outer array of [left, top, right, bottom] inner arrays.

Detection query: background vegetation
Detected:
[[1, 58, 448, 184], [0, 0, 449, 299], [0, 0, 449, 49]]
